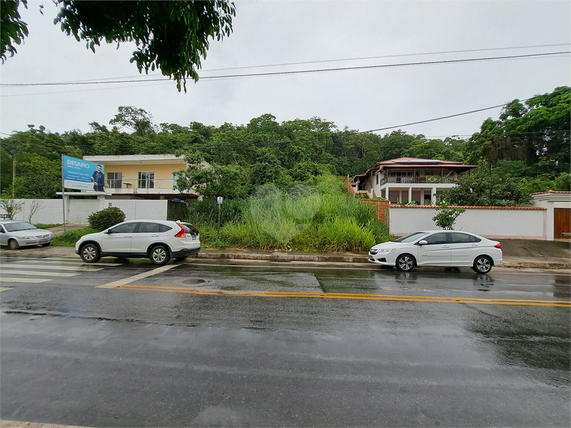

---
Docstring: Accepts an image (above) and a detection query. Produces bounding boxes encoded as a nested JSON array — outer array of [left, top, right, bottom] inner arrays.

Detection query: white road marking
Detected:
[[25, 260, 122, 267], [0, 269, 80, 277], [0, 264, 103, 271], [97, 263, 181, 288], [41, 257, 122, 266], [0, 278, 50, 284]]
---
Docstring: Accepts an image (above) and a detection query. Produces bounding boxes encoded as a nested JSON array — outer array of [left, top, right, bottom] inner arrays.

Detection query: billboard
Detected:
[[63, 155, 105, 191]]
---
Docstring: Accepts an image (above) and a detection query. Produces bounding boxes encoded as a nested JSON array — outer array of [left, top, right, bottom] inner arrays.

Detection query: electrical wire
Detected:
[[1, 51, 568, 88]]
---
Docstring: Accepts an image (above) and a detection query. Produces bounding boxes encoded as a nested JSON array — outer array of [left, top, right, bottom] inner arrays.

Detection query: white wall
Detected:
[[389, 206, 547, 240], [2, 199, 168, 224], [532, 193, 571, 240], [104, 200, 168, 221]]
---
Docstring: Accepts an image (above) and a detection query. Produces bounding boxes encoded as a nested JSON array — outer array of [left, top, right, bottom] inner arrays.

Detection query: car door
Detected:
[[130, 222, 169, 255], [416, 232, 451, 266], [450, 232, 481, 266], [100, 222, 138, 254]]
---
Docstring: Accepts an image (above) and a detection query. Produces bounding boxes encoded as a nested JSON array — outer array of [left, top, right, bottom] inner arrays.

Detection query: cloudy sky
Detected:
[[1, 0, 569, 140]]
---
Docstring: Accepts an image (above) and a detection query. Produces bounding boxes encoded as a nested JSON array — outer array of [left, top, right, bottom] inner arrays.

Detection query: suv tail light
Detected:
[[174, 224, 187, 238], [494, 243, 501, 249]]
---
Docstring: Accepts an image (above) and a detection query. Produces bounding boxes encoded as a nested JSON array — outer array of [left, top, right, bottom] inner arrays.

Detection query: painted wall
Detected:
[[532, 193, 571, 240], [389, 206, 547, 240], [103, 199, 168, 221], [2, 199, 168, 224], [105, 163, 186, 181]]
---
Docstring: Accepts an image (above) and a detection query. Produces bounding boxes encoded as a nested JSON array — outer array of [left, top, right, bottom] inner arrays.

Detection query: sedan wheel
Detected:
[[80, 243, 101, 263], [150, 245, 170, 266], [8, 239, 20, 250], [396, 254, 415, 272], [473, 255, 493, 274]]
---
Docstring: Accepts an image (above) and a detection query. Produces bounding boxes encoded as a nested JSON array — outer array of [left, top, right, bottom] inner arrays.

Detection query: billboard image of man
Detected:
[[92, 165, 105, 191]]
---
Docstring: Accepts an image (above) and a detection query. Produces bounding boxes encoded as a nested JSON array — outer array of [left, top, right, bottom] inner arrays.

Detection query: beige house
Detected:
[[350, 157, 478, 205], [83, 155, 199, 201]]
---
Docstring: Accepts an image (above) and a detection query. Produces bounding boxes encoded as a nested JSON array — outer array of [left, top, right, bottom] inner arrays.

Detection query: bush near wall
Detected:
[[88, 207, 126, 231]]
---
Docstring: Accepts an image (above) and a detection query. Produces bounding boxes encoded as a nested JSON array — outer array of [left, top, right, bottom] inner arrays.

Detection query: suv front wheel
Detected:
[[80, 243, 101, 263], [150, 245, 170, 266]]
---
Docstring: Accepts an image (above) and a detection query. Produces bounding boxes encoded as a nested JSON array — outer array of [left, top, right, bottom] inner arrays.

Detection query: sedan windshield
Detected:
[[394, 231, 429, 243], [3, 222, 38, 232]]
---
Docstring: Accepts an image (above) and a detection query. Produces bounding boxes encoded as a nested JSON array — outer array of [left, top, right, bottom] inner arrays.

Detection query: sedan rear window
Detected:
[[450, 232, 472, 243]]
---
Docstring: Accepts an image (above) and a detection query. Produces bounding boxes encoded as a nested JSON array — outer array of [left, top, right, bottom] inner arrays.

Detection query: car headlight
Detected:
[[378, 248, 394, 253]]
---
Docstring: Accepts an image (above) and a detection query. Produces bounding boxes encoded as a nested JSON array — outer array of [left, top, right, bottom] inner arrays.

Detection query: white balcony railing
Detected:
[[105, 178, 176, 191]]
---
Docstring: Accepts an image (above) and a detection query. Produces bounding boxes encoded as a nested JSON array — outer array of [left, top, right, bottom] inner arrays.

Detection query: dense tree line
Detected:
[[1, 87, 569, 205]]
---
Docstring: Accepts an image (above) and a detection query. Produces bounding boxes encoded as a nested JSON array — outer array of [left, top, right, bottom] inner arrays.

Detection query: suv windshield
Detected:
[[4, 222, 38, 232]]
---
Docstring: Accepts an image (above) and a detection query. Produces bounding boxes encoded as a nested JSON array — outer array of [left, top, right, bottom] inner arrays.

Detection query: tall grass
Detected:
[[184, 174, 392, 252], [52, 228, 99, 247]]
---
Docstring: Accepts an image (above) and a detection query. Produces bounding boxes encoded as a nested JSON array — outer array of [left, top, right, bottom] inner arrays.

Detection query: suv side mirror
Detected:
[[417, 240, 428, 246]]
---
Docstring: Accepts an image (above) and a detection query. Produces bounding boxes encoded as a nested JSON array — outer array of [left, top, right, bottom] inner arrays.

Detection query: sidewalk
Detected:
[[2, 243, 570, 271], [0, 223, 568, 270]]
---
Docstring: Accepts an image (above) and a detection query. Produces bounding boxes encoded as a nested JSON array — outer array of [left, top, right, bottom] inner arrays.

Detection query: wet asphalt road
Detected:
[[1, 254, 570, 427]]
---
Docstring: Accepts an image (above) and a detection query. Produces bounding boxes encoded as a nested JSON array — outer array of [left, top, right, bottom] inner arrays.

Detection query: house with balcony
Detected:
[[350, 157, 478, 205], [82, 154, 200, 201]]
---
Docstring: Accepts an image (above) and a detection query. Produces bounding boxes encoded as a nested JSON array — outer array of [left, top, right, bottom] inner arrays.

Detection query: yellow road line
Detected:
[[114, 285, 571, 308]]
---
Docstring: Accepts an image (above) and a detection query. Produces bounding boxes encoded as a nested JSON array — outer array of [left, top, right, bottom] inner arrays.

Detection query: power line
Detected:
[[3, 43, 570, 85], [360, 104, 508, 134], [201, 43, 571, 72], [1, 51, 568, 88]]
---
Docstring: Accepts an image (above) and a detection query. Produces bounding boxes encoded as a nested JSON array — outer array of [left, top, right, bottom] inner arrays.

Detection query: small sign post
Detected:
[[217, 196, 223, 229]]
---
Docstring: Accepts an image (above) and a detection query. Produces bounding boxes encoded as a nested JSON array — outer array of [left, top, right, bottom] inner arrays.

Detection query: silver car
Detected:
[[0, 221, 54, 250], [75, 219, 200, 265], [369, 230, 503, 273]]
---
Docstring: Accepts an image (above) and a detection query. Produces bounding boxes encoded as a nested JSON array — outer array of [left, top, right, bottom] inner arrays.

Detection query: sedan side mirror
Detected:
[[417, 240, 428, 246]]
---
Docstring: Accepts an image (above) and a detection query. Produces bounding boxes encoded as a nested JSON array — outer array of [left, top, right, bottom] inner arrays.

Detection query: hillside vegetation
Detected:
[[1, 87, 569, 250]]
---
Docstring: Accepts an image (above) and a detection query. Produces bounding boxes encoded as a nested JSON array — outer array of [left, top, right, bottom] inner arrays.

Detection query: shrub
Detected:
[[0, 198, 23, 220], [432, 203, 465, 230], [52, 228, 99, 246], [88, 207, 126, 231]]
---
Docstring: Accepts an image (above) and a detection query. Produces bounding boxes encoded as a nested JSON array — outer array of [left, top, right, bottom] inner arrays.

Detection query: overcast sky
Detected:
[[1, 0, 569, 140]]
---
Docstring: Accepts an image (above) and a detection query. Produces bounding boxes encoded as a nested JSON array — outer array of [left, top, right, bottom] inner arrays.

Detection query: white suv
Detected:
[[75, 219, 200, 265]]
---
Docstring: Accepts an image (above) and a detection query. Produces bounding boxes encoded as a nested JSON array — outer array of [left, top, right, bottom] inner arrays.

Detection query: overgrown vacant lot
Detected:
[[51, 175, 392, 252]]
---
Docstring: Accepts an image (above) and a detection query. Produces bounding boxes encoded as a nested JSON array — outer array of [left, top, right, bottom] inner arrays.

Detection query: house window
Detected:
[[376, 174, 379, 185], [138, 172, 155, 189], [107, 172, 122, 189]]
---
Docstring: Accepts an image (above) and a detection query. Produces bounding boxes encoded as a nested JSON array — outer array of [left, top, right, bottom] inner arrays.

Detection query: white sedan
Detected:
[[369, 230, 502, 273]]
